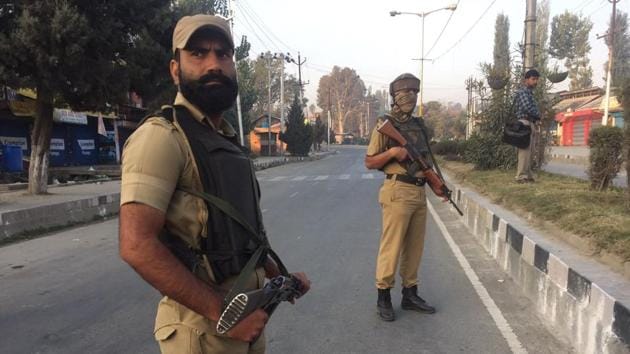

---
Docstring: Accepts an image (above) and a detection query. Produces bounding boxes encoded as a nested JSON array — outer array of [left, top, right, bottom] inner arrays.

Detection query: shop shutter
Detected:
[[572, 120, 585, 146]]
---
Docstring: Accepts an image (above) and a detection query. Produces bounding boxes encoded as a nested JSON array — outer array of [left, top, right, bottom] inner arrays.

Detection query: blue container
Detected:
[[2, 145, 23, 172]]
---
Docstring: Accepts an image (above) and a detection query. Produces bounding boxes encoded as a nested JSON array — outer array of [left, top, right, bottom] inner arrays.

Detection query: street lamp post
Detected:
[[390, 4, 457, 116]]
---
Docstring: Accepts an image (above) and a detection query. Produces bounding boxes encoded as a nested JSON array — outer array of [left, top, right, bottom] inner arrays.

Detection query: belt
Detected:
[[386, 174, 426, 186]]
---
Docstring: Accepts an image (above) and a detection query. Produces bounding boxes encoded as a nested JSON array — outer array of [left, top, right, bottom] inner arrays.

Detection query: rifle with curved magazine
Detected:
[[377, 119, 463, 216]]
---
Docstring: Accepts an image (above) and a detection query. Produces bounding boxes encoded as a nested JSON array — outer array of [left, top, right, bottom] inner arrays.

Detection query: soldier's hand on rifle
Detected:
[[389, 146, 409, 162], [289, 272, 311, 303], [226, 308, 269, 342]]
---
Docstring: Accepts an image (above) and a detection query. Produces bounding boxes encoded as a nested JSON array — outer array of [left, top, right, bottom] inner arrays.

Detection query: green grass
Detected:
[[443, 161, 630, 261]]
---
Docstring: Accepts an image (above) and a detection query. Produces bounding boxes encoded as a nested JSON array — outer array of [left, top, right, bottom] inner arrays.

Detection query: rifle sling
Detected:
[[417, 122, 446, 182], [177, 186, 289, 310]]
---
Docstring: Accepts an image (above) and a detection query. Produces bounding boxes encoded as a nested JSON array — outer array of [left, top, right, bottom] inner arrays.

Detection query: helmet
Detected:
[[389, 73, 420, 97]]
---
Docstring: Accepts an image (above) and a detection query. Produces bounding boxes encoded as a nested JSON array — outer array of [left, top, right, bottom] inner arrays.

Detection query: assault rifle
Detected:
[[377, 119, 463, 216], [216, 275, 304, 336]]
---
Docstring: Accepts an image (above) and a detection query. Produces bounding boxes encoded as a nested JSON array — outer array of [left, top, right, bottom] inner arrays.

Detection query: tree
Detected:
[[535, 0, 551, 73], [550, 11, 593, 90], [605, 11, 630, 87], [488, 14, 511, 104], [223, 35, 258, 138], [312, 115, 327, 151], [423, 101, 466, 140], [176, 0, 227, 16], [493, 14, 511, 76], [280, 95, 312, 156], [316, 66, 366, 136], [620, 81, 630, 207], [0, 0, 171, 194], [530, 0, 555, 171], [250, 57, 300, 121]]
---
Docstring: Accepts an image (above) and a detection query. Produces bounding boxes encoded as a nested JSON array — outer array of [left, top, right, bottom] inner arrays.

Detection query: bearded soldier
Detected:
[[119, 14, 310, 353], [364, 73, 436, 322]]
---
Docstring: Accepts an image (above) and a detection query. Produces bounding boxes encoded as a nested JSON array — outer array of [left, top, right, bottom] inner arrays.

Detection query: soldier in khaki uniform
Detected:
[[365, 73, 436, 322], [119, 14, 310, 354]]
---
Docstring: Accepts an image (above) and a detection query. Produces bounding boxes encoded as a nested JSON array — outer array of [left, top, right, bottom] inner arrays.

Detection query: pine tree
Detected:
[[605, 11, 630, 87], [280, 95, 313, 156]]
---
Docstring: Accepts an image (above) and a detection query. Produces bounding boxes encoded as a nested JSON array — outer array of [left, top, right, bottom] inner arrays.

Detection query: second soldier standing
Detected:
[[365, 73, 436, 322]]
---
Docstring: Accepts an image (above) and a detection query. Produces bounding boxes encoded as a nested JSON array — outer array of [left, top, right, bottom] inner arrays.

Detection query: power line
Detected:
[[235, 2, 281, 51], [433, 0, 497, 62], [234, 15, 276, 52], [587, 0, 608, 18], [304, 63, 460, 90], [235, 2, 283, 52], [573, 0, 597, 12], [239, 0, 297, 53], [425, 0, 461, 57]]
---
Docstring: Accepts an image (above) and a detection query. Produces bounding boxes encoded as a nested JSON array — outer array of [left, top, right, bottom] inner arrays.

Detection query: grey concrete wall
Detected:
[[0, 193, 120, 240], [452, 185, 630, 354]]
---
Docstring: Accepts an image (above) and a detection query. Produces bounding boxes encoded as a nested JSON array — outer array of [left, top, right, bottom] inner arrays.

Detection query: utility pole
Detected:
[[465, 77, 474, 139], [602, 0, 620, 126], [390, 5, 457, 117], [279, 54, 285, 132], [287, 52, 309, 115], [523, 0, 537, 72], [366, 101, 370, 137], [260, 52, 274, 156], [327, 110, 331, 150], [328, 87, 334, 143], [227, 0, 245, 145]]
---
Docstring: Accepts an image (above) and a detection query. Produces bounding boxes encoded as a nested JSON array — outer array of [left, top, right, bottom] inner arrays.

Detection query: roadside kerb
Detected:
[[549, 153, 589, 165], [448, 180, 630, 354], [0, 151, 337, 243]]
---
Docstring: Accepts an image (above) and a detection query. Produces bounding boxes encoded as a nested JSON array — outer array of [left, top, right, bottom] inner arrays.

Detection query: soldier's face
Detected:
[[394, 89, 418, 114], [170, 33, 238, 115]]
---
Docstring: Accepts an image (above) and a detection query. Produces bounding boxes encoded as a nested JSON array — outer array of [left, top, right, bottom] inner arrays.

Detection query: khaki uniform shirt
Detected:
[[121, 92, 237, 249], [366, 117, 413, 175], [121, 92, 265, 336]]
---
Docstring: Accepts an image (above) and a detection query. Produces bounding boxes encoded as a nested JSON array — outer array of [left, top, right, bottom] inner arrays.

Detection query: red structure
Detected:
[[553, 88, 605, 146], [556, 109, 603, 146]]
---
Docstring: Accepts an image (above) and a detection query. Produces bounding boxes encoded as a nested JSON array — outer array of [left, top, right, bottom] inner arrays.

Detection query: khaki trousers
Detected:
[[516, 119, 536, 180], [155, 267, 266, 354], [375, 178, 427, 289]]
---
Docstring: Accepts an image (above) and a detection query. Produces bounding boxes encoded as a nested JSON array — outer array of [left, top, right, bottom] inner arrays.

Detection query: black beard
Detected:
[[179, 71, 238, 115]]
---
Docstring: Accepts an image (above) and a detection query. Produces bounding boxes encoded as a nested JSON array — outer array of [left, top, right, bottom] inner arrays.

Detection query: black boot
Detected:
[[401, 285, 436, 314], [377, 288, 395, 321]]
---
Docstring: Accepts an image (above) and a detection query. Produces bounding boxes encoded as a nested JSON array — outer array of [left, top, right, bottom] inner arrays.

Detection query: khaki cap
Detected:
[[172, 14, 234, 53]]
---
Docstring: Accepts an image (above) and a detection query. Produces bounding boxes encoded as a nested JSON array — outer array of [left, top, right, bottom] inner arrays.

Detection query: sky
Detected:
[[231, 0, 630, 109]]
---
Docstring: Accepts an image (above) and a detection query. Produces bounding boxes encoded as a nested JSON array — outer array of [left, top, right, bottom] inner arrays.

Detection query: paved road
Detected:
[[0, 146, 573, 353], [544, 160, 627, 187]]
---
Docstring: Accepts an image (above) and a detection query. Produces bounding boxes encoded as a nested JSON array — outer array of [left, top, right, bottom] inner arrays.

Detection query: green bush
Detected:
[[432, 140, 461, 156], [462, 133, 517, 170], [588, 126, 623, 191]]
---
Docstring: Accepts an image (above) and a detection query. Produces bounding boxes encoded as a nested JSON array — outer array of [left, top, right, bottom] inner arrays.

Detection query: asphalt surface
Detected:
[[544, 160, 627, 187], [0, 146, 573, 354]]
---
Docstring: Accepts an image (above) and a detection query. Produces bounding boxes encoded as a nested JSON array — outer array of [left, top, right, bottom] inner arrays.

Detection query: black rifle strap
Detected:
[[176, 185, 290, 309], [155, 105, 291, 306], [179, 187, 263, 243], [416, 119, 447, 181]]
